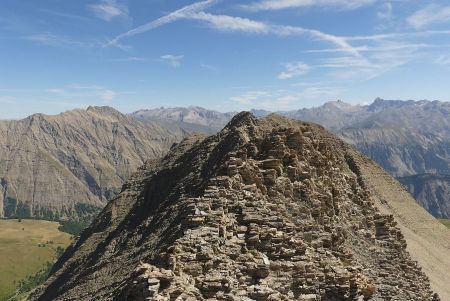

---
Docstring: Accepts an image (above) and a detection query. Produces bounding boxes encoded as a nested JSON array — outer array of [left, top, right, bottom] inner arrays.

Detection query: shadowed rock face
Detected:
[[0, 106, 185, 220], [29, 113, 445, 301], [398, 174, 450, 218]]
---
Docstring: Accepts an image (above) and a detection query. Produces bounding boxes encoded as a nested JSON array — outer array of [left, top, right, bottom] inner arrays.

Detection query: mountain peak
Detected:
[[30, 115, 442, 301], [224, 111, 257, 129], [86, 105, 122, 115], [322, 100, 357, 112]]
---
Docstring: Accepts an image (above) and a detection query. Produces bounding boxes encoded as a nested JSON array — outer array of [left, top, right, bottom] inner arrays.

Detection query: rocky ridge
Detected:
[[30, 113, 444, 300]]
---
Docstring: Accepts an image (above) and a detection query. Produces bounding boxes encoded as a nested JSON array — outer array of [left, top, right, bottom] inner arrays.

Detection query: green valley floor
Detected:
[[0, 219, 72, 301]]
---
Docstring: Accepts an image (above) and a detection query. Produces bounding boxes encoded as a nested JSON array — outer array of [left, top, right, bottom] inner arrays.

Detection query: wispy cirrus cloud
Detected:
[[189, 13, 360, 55], [408, 4, 450, 29], [52, 84, 118, 101], [278, 62, 310, 79], [435, 55, 450, 65], [25, 32, 97, 48], [240, 0, 376, 12], [107, 0, 217, 46], [87, 0, 128, 21], [161, 55, 184, 68], [189, 12, 269, 33], [107, 0, 360, 56], [342, 30, 450, 41]]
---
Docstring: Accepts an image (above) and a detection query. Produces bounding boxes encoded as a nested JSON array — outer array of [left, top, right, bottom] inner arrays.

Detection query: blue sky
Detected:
[[1, 0, 450, 118]]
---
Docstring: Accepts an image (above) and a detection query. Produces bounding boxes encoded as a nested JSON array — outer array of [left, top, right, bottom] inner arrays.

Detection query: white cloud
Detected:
[[108, 0, 216, 46], [189, 12, 270, 33], [306, 43, 433, 53], [278, 62, 310, 79], [241, 0, 376, 11], [435, 55, 450, 65], [343, 30, 450, 41], [230, 91, 272, 105], [188, 13, 360, 56], [324, 51, 410, 81], [87, 0, 128, 21], [161, 55, 184, 68], [100, 89, 116, 101], [408, 4, 450, 29]]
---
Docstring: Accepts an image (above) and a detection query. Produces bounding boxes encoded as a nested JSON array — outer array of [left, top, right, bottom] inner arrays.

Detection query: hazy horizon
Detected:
[[0, 97, 449, 121]]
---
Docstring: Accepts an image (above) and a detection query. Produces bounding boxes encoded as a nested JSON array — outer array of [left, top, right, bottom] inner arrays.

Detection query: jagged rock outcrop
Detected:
[[29, 113, 448, 300], [0, 106, 185, 220]]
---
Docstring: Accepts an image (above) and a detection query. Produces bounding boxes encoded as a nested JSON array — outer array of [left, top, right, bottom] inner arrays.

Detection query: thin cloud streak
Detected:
[[25, 32, 98, 48], [240, 0, 376, 12], [190, 12, 361, 55], [107, 0, 217, 47], [408, 4, 450, 29], [344, 30, 450, 41]]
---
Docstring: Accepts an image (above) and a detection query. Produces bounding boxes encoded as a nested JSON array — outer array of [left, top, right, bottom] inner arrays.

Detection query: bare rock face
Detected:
[[29, 113, 441, 300], [0, 106, 184, 220], [398, 174, 450, 218]]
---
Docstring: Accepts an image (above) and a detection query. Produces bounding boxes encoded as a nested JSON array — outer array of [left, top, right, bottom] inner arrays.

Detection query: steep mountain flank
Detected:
[[348, 154, 450, 300], [291, 99, 450, 177], [398, 174, 450, 218], [0, 106, 184, 220], [30, 113, 445, 301], [284, 100, 368, 131]]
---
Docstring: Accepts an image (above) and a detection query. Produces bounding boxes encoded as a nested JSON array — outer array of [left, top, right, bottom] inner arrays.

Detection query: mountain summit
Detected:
[[29, 113, 449, 300]]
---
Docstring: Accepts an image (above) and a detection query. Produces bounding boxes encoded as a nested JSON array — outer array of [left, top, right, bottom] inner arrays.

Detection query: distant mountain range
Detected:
[[132, 106, 236, 134], [1, 99, 449, 222], [132, 99, 450, 218], [0, 106, 185, 221]]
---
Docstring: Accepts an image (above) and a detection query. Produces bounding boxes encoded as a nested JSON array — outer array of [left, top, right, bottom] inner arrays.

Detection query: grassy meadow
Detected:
[[0, 219, 72, 300], [439, 219, 450, 229]]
